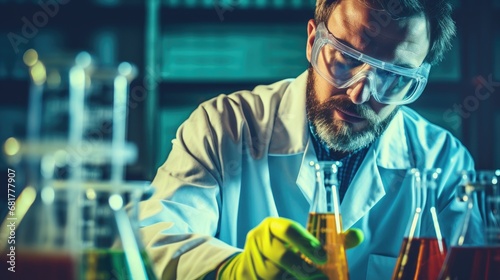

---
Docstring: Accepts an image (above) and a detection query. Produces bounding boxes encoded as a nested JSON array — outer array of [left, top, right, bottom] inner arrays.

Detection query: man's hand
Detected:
[[217, 217, 363, 279]]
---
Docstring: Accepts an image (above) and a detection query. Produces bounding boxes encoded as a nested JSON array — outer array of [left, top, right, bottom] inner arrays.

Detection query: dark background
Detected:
[[0, 0, 499, 185]]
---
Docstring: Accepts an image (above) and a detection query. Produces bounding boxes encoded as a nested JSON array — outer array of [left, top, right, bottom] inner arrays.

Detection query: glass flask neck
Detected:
[[307, 161, 349, 280], [310, 161, 342, 215], [406, 168, 443, 241]]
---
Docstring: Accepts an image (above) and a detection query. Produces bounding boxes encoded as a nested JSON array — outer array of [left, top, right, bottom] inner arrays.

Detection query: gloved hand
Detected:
[[217, 217, 363, 279]]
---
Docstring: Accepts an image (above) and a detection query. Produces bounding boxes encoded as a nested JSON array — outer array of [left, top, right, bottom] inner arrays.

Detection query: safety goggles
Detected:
[[311, 22, 431, 105]]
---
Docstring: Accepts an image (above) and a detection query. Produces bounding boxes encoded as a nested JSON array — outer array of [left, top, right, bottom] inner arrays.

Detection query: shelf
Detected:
[[0, 3, 146, 30], [159, 7, 312, 25], [157, 4, 481, 25]]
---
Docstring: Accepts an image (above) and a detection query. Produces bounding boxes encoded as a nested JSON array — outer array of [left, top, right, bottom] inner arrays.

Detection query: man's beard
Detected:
[[306, 66, 399, 153]]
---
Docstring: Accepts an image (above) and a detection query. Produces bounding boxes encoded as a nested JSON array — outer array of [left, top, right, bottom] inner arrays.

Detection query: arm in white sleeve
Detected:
[[138, 100, 244, 279]]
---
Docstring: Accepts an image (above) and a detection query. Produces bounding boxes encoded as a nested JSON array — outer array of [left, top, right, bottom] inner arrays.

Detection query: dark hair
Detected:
[[315, 0, 456, 65]]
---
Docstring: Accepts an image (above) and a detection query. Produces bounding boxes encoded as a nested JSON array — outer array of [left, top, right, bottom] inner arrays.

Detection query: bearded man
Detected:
[[138, 1, 480, 279]]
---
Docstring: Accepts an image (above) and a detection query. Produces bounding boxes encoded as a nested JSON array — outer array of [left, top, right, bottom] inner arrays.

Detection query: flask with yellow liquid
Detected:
[[306, 161, 349, 280]]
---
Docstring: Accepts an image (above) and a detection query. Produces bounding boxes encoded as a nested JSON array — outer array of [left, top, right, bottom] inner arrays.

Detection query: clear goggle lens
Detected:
[[311, 22, 430, 105]]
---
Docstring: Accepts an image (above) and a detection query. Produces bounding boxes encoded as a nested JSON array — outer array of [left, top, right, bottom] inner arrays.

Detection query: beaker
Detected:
[[306, 161, 349, 280], [438, 170, 500, 280], [392, 168, 447, 280], [0, 177, 155, 279], [72, 181, 156, 280]]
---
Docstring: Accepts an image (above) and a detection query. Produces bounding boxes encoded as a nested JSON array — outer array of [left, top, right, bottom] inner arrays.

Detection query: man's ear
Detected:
[[306, 19, 317, 63]]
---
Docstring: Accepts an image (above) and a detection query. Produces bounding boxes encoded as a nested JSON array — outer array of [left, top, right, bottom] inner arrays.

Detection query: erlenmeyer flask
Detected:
[[306, 161, 349, 280], [392, 168, 447, 280], [438, 170, 500, 280]]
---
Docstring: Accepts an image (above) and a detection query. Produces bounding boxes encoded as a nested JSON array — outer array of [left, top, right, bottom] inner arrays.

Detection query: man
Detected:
[[139, 0, 480, 279]]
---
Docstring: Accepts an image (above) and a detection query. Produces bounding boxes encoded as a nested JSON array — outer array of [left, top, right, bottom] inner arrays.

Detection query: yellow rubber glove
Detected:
[[217, 217, 363, 280]]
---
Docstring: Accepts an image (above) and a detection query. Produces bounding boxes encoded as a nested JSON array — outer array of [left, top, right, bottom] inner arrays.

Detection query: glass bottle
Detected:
[[438, 170, 500, 280], [306, 161, 349, 280], [0, 50, 156, 280], [392, 168, 447, 280]]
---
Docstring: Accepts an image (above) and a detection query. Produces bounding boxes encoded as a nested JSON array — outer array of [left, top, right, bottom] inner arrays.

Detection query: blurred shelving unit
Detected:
[[145, 0, 315, 176]]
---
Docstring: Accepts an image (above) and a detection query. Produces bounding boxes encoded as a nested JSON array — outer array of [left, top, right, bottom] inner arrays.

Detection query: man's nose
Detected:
[[346, 77, 371, 104]]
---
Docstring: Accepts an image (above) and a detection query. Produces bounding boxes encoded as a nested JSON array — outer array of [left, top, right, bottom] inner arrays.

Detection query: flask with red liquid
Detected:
[[438, 170, 500, 280], [392, 168, 447, 280]]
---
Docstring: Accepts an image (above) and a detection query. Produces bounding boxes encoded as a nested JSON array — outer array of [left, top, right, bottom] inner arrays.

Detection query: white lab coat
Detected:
[[138, 71, 479, 280]]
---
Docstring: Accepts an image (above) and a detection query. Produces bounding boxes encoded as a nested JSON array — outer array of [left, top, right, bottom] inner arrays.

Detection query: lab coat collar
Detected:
[[339, 146, 385, 229], [340, 111, 413, 228], [268, 71, 309, 155], [373, 108, 413, 170], [277, 71, 414, 228], [269, 70, 412, 169], [296, 137, 389, 229]]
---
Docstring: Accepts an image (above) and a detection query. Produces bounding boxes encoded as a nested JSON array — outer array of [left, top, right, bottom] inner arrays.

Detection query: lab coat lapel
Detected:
[[294, 137, 388, 229], [295, 139, 318, 205], [340, 112, 413, 228], [341, 110, 412, 229], [375, 109, 414, 170], [266, 70, 318, 213], [268, 71, 309, 155], [267, 70, 318, 204], [269, 70, 414, 229], [340, 147, 385, 229]]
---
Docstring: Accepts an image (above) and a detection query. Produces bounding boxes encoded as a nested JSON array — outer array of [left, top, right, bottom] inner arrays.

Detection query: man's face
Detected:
[[305, 0, 430, 152]]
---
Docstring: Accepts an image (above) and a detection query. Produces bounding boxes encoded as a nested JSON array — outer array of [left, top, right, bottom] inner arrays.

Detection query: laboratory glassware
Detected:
[[392, 168, 447, 280], [438, 170, 500, 280], [1, 49, 155, 280], [306, 161, 349, 280]]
